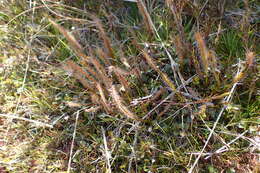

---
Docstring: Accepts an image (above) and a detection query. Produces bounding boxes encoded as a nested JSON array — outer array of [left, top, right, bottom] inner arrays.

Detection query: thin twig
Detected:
[[159, 106, 187, 124], [0, 114, 53, 128], [199, 0, 210, 17], [186, 130, 248, 159], [204, 130, 248, 159], [67, 110, 79, 173]]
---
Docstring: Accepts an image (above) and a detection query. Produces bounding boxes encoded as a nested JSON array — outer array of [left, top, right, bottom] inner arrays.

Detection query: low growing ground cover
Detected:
[[0, 0, 259, 172]]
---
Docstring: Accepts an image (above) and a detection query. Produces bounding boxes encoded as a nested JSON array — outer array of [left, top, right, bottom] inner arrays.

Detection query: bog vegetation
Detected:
[[0, 0, 259, 172]]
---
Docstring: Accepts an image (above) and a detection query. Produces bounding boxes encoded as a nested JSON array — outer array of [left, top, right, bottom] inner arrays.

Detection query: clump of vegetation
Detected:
[[0, 0, 259, 172]]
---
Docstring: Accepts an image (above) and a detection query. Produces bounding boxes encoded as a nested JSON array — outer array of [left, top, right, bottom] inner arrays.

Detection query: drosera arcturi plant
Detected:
[[49, 3, 191, 122], [49, 18, 142, 121]]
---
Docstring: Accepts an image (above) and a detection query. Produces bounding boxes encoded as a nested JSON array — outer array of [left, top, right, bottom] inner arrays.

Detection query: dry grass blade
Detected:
[[101, 127, 112, 173], [96, 83, 113, 113], [63, 61, 94, 91], [195, 32, 209, 75], [110, 85, 140, 121], [0, 114, 53, 128], [92, 16, 114, 59], [50, 18, 93, 70], [49, 19, 84, 54], [137, 0, 155, 35], [67, 110, 79, 173]]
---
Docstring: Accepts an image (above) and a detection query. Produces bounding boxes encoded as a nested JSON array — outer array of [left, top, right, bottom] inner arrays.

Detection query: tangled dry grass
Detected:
[[0, 0, 259, 172]]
